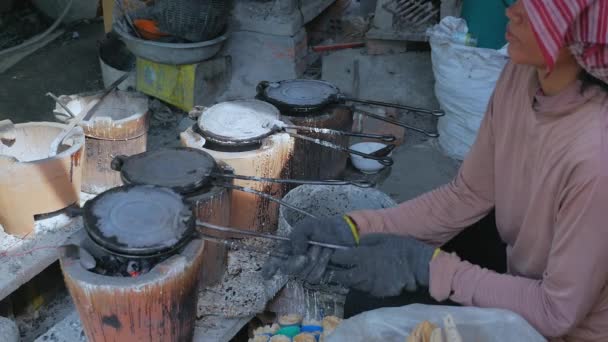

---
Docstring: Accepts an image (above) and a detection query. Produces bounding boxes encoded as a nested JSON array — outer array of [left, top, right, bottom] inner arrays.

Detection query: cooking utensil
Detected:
[[371, 144, 396, 157], [82, 185, 195, 258], [356, 108, 439, 138], [111, 148, 374, 220], [79, 185, 340, 261], [196, 221, 350, 250], [256, 79, 445, 117], [111, 147, 373, 191], [350, 142, 394, 174], [194, 100, 394, 166], [256, 79, 442, 137]]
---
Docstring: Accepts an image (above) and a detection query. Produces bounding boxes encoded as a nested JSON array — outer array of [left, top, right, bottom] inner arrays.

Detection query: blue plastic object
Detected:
[[461, 0, 509, 49]]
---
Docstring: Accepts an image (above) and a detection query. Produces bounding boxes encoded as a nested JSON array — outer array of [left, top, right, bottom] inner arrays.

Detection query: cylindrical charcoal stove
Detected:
[[0, 122, 85, 236], [181, 101, 294, 232], [61, 186, 207, 342], [182, 100, 390, 232], [110, 149, 233, 287], [283, 105, 353, 180], [53, 91, 150, 194]]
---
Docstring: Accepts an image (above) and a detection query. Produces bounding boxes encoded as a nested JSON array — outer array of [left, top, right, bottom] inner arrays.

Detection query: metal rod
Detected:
[[46, 71, 132, 154], [197, 234, 289, 258], [282, 124, 396, 142], [288, 132, 394, 166], [83, 71, 132, 121], [46, 92, 87, 154], [211, 173, 374, 188], [345, 97, 444, 117], [197, 235, 345, 273], [219, 183, 318, 219], [356, 108, 440, 138], [196, 221, 350, 250]]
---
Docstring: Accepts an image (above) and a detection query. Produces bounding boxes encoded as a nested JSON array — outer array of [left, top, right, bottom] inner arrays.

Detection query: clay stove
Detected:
[[110, 149, 232, 286], [0, 122, 85, 236], [54, 91, 150, 194], [256, 80, 354, 180], [61, 186, 204, 342], [181, 100, 295, 233]]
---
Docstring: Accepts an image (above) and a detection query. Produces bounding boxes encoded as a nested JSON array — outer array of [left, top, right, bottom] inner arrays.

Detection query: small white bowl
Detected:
[[350, 142, 392, 174]]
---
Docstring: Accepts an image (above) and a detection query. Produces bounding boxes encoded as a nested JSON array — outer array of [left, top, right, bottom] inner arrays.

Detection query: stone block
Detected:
[[230, 0, 335, 36], [219, 29, 308, 100]]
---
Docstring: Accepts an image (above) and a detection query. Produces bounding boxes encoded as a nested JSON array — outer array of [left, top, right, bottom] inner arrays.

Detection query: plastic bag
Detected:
[[428, 17, 509, 160], [326, 304, 546, 342]]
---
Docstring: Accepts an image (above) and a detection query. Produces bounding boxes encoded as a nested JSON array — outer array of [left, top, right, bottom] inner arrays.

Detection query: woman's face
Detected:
[[505, 0, 546, 67]]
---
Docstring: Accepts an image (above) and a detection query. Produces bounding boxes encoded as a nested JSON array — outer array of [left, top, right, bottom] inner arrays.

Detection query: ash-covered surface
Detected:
[[197, 238, 288, 318], [17, 290, 74, 342], [36, 309, 251, 342], [0, 216, 83, 302], [33, 311, 85, 342]]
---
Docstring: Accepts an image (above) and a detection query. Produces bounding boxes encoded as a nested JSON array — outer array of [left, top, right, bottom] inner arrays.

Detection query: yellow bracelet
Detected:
[[432, 248, 442, 260], [343, 215, 360, 245]]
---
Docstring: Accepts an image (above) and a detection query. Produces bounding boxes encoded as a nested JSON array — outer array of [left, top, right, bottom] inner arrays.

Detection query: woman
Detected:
[[263, 1, 608, 340]]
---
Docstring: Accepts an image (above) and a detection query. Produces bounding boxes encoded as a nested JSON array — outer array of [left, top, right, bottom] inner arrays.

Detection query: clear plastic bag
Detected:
[[326, 304, 546, 342]]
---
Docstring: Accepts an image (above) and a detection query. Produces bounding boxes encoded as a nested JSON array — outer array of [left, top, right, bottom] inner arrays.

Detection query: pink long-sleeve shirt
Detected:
[[349, 62, 608, 341]]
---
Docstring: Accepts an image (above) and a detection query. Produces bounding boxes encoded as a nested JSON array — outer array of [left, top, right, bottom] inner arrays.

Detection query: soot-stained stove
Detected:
[[60, 185, 205, 342], [182, 101, 296, 233]]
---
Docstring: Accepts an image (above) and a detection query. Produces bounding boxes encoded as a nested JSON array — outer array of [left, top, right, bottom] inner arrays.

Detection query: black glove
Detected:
[[262, 215, 359, 283], [329, 234, 436, 297]]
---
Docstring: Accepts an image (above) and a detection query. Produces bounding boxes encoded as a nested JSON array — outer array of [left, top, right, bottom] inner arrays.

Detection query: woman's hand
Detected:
[[261, 216, 359, 283], [329, 234, 436, 297]]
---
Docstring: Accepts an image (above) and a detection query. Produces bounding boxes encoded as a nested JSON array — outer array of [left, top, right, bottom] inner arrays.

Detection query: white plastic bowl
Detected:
[[349, 142, 392, 174]]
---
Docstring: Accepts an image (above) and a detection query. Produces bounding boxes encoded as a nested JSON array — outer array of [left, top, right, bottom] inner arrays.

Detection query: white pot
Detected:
[[349, 142, 392, 174]]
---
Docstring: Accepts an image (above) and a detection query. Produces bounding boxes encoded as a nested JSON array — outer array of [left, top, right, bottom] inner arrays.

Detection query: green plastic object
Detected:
[[461, 0, 509, 49], [275, 326, 301, 338]]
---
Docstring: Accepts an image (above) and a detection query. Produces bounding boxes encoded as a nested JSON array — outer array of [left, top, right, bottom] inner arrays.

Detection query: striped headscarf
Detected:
[[523, 0, 608, 83]]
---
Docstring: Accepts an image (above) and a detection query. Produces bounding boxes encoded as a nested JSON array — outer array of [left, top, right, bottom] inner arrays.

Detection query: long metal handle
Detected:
[[219, 183, 318, 219], [83, 71, 132, 121], [356, 108, 440, 138], [47, 92, 87, 154], [288, 132, 394, 166], [212, 173, 374, 188], [283, 124, 396, 143], [196, 221, 350, 250], [345, 97, 445, 117]]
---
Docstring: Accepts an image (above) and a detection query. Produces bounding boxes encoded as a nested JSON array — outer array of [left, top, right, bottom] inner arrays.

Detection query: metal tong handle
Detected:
[[288, 132, 394, 166], [356, 108, 440, 138], [345, 97, 445, 117], [196, 221, 350, 250], [282, 124, 396, 143], [211, 173, 374, 188], [219, 183, 318, 219]]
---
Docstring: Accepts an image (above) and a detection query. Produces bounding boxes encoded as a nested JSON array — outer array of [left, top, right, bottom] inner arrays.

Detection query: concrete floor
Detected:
[[0, 22, 105, 123]]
